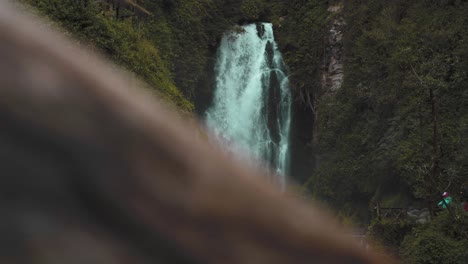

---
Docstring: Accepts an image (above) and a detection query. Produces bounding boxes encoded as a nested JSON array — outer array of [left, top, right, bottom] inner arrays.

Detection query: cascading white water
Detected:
[[205, 23, 292, 186]]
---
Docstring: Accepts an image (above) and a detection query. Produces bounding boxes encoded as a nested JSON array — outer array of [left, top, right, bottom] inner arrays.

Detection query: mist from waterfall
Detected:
[[205, 23, 292, 186]]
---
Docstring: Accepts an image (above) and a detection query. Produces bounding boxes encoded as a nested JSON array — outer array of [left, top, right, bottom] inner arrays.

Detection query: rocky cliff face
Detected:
[[310, 3, 345, 172], [321, 4, 345, 95]]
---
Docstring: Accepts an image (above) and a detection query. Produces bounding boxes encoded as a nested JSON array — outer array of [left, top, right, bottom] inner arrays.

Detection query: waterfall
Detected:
[[205, 23, 292, 186]]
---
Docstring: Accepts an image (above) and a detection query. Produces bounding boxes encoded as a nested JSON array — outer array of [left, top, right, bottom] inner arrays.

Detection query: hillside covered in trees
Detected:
[[309, 2, 468, 262], [313, 0, 468, 220], [18, 0, 290, 112], [16, 0, 468, 262]]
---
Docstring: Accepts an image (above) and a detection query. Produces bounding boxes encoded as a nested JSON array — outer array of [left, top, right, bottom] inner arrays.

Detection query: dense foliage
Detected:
[[19, 0, 194, 111], [18, 0, 282, 111], [275, 0, 328, 97], [311, 0, 468, 223], [400, 210, 468, 264], [368, 218, 416, 254], [301, 1, 468, 261]]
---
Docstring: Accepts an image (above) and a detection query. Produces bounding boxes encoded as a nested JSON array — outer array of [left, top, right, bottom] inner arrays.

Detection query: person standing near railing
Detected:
[[438, 192, 452, 209]]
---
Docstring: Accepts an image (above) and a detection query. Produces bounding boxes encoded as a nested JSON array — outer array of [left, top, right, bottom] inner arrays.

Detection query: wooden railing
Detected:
[[375, 203, 441, 222], [377, 207, 407, 221]]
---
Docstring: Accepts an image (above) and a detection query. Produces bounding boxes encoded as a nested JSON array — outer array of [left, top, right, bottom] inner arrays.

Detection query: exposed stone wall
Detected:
[[311, 2, 346, 172], [321, 4, 345, 95]]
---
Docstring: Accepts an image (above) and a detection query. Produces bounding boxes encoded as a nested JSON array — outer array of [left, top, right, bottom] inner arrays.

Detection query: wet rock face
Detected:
[[321, 5, 345, 95], [256, 23, 265, 39]]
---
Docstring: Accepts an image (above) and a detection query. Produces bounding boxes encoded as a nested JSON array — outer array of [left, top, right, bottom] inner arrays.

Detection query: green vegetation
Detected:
[[310, 0, 468, 223], [18, 0, 279, 111], [368, 218, 416, 254], [291, 1, 468, 261], [368, 210, 468, 263], [401, 210, 468, 264], [20, 0, 193, 111], [275, 0, 328, 96]]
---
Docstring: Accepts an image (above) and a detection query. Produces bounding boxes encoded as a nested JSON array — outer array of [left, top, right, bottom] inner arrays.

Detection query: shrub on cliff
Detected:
[[20, 0, 193, 111], [400, 210, 468, 264], [401, 229, 467, 264], [368, 218, 415, 255]]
